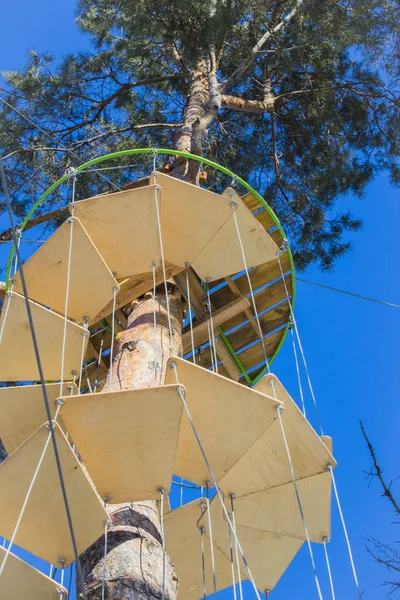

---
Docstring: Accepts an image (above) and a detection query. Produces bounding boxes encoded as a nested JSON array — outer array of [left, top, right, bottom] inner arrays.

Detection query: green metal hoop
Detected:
[[5, 148, 296, 384]]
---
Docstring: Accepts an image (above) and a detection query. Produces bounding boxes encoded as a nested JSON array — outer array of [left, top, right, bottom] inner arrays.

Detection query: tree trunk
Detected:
[[78, 287, 183, 599]]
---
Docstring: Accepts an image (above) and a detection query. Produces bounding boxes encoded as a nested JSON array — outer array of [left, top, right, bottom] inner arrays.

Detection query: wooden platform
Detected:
[[0, 382, 76, 454], [0, 546, 68, 599], [0, 292, 88, 382], [0, 422, 108, 565], [164, 357, 282, 485], [59, 386, 184, 502], [71, 185, 161, 277], [164, 499, 243, 600], [13, 217, 118, 323], [218, 374, 336, 497]]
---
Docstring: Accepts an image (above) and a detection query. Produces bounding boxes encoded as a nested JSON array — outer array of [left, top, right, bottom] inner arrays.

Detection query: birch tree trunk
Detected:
[[78, 287, 183, 599]]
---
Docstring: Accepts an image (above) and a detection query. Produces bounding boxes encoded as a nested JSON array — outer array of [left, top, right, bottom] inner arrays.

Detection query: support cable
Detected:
[[185, 263, 196, 364], [231, 200, 270, 373], [78, 318, 89, 395], [323, 538, 336, 600], [159, 488, 166, 600], [277, 251, 324, 435], [94, 327, 106, 393], [59, 213, 75, 398], [108, 286, 118, 391], [101, 518, 111, 600], [290, 325, 306, 417], [203, 491, 217, 598], [0, 160, 88, 600], [200, 527, 207, 600], [229, 500, 244, 600], [152, 263, 159, 384], [328, 466, 362, 599], [169, 361, 262, 600], [275, 402, 324, 600], [206, 281, 218, 374], [228, 514, 238, 600]]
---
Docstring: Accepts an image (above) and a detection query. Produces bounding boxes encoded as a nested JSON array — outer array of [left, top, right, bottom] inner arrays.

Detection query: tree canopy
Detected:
[[0, 0, 399, 269]]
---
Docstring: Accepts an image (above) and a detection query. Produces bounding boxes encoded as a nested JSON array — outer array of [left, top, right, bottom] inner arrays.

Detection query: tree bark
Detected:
[[79, 288, 183, 599]]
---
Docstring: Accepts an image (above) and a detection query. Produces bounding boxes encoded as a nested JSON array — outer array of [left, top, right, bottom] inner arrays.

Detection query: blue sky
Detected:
[[0, 2, 399, 599]]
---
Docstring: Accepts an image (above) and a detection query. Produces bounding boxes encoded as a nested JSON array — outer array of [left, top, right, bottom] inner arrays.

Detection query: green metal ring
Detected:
[[5, 148, 296, 384]]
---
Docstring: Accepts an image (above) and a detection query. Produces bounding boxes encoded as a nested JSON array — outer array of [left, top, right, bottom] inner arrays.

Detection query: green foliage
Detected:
[[0, 0, 398, 270]]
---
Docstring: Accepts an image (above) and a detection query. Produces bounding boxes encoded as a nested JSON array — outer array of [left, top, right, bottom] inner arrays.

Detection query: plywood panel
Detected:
[[60, 386, 184, 502], [0, 422, 108, 565], [0, 292, 88, 382], [13, 217, 118, 323], [164, 499, 242, 600], [164, 358, 281, 485], [71, 185, 161, 277], [149, 172, 233, 270], [231, 472, 332, 543], [218, 374, 336, 497], [192, 188, 279, 281], [0, 382, 77, 454], [0, 546, 68, 599]]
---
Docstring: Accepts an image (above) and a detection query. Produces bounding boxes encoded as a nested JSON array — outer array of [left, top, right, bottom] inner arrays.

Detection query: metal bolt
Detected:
[[231, 201, 238, 209], [56, 398, 64, 407]]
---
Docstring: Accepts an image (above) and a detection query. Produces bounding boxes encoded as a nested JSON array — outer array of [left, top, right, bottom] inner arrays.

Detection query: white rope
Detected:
[[0, 290, 13, 344], [169, 362, 262, 600], [153, 179, 173, 350], [152, 263, 158, 384], [231, 200, 270, 373], [0, 403, 62, 577], [206, 282, 218, 374], [275, 403, 324, 600], [108, 287, 118, 391], [59, 559, 65, 587], [101, 519, 110, 600], [200, 527, 207, 600], [78, 319, 89, 394], [185, 263, 196, 364], [328, 466, 362, 599], [277, 252, 324, 434], [290, 326, 306, 417], [59, 217, 74, 397], [228, 515, 238, 600], [203, 495, 217, 598], [323, 538, 336, 600], [159, 488, 166, 600], [180, 477, 184, 507], [206, 317, 216, 373], [12, 228, 21, 276], [94, 328, 106, 393], [229, 502, 244, 600]]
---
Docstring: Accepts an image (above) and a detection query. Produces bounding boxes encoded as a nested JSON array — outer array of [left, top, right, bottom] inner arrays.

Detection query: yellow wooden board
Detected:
[[71, 185, 161, 277], [227, 472, 332, 543], [0, 422, 107, 566], [59, 386, 184, 502], [192, 188, 279, 281], [164, 357, 282, 485], [164, 499, 243, 600], [218, 374, 336, 497], [198, 499, 303, 592], [0, 382, 77, 454], [13, 217, 118, 323], [0, 546, 68, 599], [0, 292, 88, 382], [149, 172, 233, 270]]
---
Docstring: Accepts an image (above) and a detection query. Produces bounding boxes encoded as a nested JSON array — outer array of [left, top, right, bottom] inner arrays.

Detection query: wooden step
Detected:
[[0, 546, 68, 599], [70, 185, 161, 277], [0, 292, 88, 382], [218, 374, 336, 497], [0, 422, 107, 565], [192, 188, 279, 281], [164, 357, 282, 486], [59, 386, 184, 502], [13, 217, 118, 323], [0, 382, 77, 454], [164, 499, 243, 600]]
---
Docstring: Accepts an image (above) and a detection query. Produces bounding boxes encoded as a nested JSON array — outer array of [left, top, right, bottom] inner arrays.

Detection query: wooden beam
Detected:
[[182, 296, 250, 353], [225, 276, 260, 336]]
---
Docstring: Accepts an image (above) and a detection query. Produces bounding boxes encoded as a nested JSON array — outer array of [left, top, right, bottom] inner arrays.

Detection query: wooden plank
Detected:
[[225, 276, 259, 335], [71, 185, 161, 277], [199, 500, 304, 593], [60, 386, 184, 502], [0, 382, 76, 454], [226, 302, 290, 351], [164, 358, 281, 485], [164, 499, 242, 600], [230, 472, 332, 543], [0, 422, 107, 565], [237, 329, 283, 371], [0, 292, 88, 382], [271, 228, 283, 246], [241, 191, 262, 213], [218, 374, 336, 498], [90, 263, 184, 325], [13, 217, 118, 323], [256, 209, 276, 231], [192, 188, 279, 281], [0, 546, 68, 599], [213, 337, 241, 381], [150, 172, 233, 270], [182, 296, 250, 353]]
